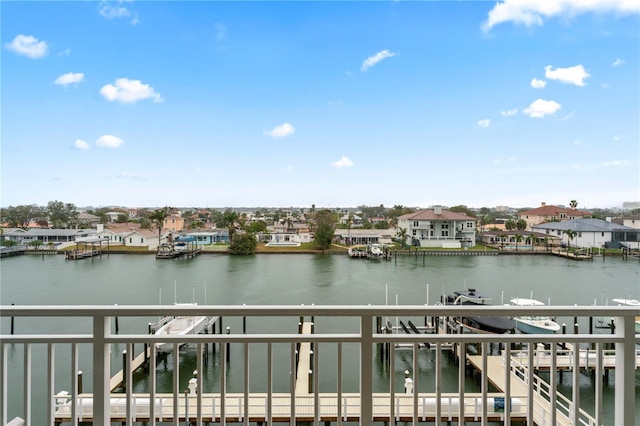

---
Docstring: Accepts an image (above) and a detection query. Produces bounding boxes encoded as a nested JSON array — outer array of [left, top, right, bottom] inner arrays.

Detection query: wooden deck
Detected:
[[54, 392, 529, 423]]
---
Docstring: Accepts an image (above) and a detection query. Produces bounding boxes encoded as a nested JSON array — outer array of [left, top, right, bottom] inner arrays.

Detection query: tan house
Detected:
[[518, 202, 590, 230], [163, 215, 185, 233]]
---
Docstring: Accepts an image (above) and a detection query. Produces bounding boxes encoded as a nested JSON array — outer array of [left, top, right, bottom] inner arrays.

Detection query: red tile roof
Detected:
[[398, 209, 476, 221], [518, 205, 589, 217]]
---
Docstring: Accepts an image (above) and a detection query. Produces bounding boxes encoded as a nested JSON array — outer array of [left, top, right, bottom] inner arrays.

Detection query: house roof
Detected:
[[518, 205, 589, 217], [532, 218, 635, 232], [17, 229, 96, 237], [397, 209, 476, 221]]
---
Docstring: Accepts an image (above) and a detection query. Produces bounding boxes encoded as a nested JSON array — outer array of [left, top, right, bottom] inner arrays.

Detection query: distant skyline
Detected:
[[2, 1, 639, 209]]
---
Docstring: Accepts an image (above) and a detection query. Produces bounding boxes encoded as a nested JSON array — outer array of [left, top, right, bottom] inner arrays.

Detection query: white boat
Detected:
[[510, 298, 560, 334], [154, 303, 209, 353], [367, 243, 388, 260], [611, 298, 640, 333]]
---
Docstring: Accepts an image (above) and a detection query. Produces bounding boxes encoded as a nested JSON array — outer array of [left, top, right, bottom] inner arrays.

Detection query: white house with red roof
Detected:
[[396, 206, 477, 248]]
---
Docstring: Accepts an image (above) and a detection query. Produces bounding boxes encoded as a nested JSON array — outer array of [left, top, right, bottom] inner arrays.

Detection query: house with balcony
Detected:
[[333, 228, 395, 246], [163, 215, 185, 233], [518, 202, 590, 230], [397, 207, 477, 248]]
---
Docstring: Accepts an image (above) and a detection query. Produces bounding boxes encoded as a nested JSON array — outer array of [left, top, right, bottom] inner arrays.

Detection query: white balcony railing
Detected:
[[1, 304, 638, 426]]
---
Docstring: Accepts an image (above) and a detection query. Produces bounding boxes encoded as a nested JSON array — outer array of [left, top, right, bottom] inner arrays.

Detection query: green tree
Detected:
[[246, 220, 267, 234], [46, 201, 78, 228], [515, 219, 527, 231], [1, 205, 42, 229], [28, 240, 43, 249], [313, 209, 336, 249], [570, 200, 578, 209], [149, 207, 171, 245], [397, 227, 408, 249], [448, 205, 475, 217], [505, 219, 516, 231], [228, 232, 257, 255], [1, 239, 17, 247]]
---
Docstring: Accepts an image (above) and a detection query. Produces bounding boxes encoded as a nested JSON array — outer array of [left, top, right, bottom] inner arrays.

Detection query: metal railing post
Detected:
[[360, 314, 373, 425], [93, 314, 110, 426], [614, 315, 635, 426]]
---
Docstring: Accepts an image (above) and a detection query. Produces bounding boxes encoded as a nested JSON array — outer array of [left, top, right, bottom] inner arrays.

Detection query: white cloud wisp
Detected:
[[96, 135, 125, 148], [482, 0, 640, 31], [55, 72, 85, 87], [477, 119, 491, 128], [361, 50, 397, 72], [73, 139, 89, 150], [265, 123, 295, 138], [544, 65, 590, 86], [530, 78, 547, 89], [332, 156, 354, 168], [100, 78, 163, 104], [4, 34, 48, 59], [523, 99, 561, 118]]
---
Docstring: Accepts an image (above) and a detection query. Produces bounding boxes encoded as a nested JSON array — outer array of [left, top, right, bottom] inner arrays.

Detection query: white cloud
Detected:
[[612, 58, 626, 67], [58, 48, 71, 56], [530, 78, 546, 89], [4, 34, 48, 59], [603, 160, 628, 167], [544, 65, 590, 86], [73, 139, 89, 150], [100, 78, 163, 104], [99, 1, 138, 24], [482, 0, 640, 31], [361, 49, 397, 72], [54, 72, 85, 87], [477, 119, 491, 128], [265, 123, 295, 138], [96, 135, 125, 148], [332, 156, 354, 168], [501, 108, 518, 116], [523, 98, 561, 118]]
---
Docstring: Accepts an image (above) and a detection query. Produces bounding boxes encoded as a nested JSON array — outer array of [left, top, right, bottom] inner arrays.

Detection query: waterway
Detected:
[[1, 253, 639, 424]]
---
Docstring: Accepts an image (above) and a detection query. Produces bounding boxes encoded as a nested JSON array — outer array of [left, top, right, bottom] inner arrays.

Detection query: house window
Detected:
[[557, 230, 561, 236], [601, 232, 604, 237], [141, 238, 144, 243], [442, 223, 449, 229], [578, 232, 581, 238], [413, 221, 419, 227], [412, 230, 417, 236], [129, 238, 132, 243]]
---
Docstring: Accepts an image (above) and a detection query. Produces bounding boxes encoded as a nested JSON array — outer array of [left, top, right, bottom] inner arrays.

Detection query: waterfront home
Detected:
[[518, 202, 590, 230], [120, 229, 159, 249], [397, 207, 477, 248], [77, 212, 101, 227], [333, 228, 395, 246], [476, 230, 558, 248], [339, 213, 363, 227], [532, 218, 640, 249], [183, 229, 230, 245], [262, 223, 312, 245], [1, 228, 97, 245]]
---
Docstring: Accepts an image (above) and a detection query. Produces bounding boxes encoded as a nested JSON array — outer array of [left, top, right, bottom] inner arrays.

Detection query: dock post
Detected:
[[114, 304, 119, 334], [77, 370, 83, 394], [204, 327, 209, 366], [211, 323, 216, 354], [226, 327, 231, 363], [122, 350, 127, 391]]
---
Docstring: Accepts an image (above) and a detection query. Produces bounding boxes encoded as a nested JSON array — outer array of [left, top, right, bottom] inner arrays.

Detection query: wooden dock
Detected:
[[467, 354, 594, 426]]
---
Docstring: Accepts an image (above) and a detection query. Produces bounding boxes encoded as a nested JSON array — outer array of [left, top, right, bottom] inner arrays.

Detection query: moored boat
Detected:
[[442, 289, 515, 334], [510, 298, 560, 334], [154, 303, 209, 353]]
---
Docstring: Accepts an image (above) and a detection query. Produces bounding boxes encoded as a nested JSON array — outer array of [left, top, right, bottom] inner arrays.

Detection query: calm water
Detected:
[[1, 253, 639, 424]]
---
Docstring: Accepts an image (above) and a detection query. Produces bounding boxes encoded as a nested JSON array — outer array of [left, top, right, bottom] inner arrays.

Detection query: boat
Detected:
[[367, 243, 389, 260], [442, 289, 515, 334], [154, 303, 209, 353], [611, 298, 640, 333], [509, 298, 560, 334]]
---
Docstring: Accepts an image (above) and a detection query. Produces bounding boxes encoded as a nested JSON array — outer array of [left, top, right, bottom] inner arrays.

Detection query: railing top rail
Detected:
[[1, 304, 638, 317]]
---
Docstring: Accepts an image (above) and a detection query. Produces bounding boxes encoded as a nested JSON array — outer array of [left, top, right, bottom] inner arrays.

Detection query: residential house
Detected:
[[518, 202, 590, 230], [476, 230, 559, 248], [396, 207, 477, 248], [105, 211, 126, 222], [163, 215, 185, 233], [183, 230, 230, 245], [121, 229, 159, 248], [262, 223, 312, 246], [333, 228, 395, 246], [531, 218, 640, 249], [3, 228, 97, 245], [339, 214, 363, 227], [77, 212, 101, 227], [621, 215, 640, 230]]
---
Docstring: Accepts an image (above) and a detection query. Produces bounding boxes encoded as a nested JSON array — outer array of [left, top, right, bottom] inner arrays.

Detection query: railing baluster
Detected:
[[47, 343, 55, 426], [24, 343, 31, 425]]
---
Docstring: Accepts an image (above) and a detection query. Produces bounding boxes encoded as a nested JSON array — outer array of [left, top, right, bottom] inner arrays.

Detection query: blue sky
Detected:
[[2, 1, 638, 209]]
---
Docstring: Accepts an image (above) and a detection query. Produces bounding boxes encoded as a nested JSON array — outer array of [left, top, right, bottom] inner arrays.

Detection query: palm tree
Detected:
[[514, 234, 523, 251], [149, 207, 171, 246], [563, 229, 577, 253], [397, 227, 408, 249], [570, 200, 578, 210]]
